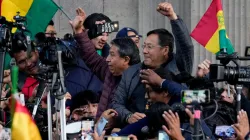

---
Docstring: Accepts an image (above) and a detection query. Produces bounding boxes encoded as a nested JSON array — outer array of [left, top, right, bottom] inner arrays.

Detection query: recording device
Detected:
[[96, 117, 108, 136], [209, 47, 250, 113], [210, 47, 250, 85], [181, 90, 210, 105], [245, 46, 250, 57], [171, 103, 190, 124], [0, 12, 28, 101], [0, 12, 27, 51], [96, 21, 119, 35], [158, 130, 170, 140], [35, 33, 77, 67], [104, 137, 131, 140], [214, 125, 235, 138]]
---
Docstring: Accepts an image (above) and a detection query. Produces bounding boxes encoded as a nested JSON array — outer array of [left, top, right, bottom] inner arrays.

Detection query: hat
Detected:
[[116, 27, 142, 38]]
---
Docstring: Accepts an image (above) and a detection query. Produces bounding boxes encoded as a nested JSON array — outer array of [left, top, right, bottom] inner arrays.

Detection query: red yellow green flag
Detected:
[[0, 0, 58, 38], [190, 0, 234, 54], [12, 100, 42, 140], [11, 66, 41, 140]]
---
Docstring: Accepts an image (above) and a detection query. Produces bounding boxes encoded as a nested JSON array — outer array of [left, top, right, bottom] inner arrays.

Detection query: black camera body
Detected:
[[0, 12, 28, 52], [209, 50, 250, 85], [171, 103, 190, 124], [35, 36, 77, 68]]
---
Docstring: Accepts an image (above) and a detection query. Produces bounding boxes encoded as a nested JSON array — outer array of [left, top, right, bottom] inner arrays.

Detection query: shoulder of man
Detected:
[[123, 63, 142, 76]]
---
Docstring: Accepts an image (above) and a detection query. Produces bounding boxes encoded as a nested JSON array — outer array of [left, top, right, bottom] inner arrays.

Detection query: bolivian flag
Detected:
[[11, 66, 41, 140], [0, 0, 58, 38], [190, 0, 234, 54]]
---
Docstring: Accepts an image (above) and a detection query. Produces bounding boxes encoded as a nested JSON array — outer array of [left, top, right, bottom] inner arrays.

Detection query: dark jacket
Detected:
[[112, 17, 194, 124], [65, 44, 109, 107], [65, 58, 103, 107], [74, 31, 121, 119]]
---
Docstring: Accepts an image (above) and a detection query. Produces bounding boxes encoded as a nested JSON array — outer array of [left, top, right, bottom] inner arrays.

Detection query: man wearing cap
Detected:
[[116, 27, 142, 48]]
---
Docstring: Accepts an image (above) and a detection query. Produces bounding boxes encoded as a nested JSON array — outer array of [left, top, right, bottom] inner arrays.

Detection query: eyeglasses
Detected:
[[128, 35, 141, 39], [142, 44, 156, 50]]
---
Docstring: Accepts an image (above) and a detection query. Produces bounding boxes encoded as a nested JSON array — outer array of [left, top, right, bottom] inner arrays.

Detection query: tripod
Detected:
[[32, 50, 67, 140]]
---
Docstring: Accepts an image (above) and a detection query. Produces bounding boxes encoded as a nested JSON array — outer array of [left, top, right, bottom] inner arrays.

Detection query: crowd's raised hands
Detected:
[[232, 110, 250, 140]]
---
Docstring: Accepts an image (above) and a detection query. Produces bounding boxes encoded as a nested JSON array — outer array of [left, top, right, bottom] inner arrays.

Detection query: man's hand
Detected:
[[69, 8, 87, 34], [99, 109, 118, 129], [65, 92, 72, 101], [1, 84, 10, 98], [162, 110, 185, 140], [140, 69, 164, 87], [128, 112, 146, 124], [157, 2, 178, 20], [92, 127, 105, 140], [101, 109, 118, 120], [3, 70, 11, 85], [232, 110, 250, 140], [71, 108, 86, 121], [197, 59, 211, 78], [185, 108, 194, 126]]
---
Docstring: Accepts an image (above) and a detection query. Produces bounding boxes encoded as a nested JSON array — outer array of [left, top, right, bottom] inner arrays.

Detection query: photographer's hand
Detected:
[[197, 59, 211, 78], [162, 110, 185, 140], [232, 110, 250, 140], [140, 69, 164, 87], [70, 8, 86, 34], [157, 2, 178, 20]]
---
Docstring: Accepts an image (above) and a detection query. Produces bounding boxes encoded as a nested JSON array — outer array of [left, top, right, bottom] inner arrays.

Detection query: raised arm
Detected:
[[71, 8, 109, 81], [157, 2, 194, 74]]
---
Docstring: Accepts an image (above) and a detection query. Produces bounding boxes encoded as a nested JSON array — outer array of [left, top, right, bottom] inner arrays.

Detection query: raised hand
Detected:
[[157, 2, 178, 20], [196, 59, 211, 78], [162, 110, 185, 140], [69, 7, 87, 34]]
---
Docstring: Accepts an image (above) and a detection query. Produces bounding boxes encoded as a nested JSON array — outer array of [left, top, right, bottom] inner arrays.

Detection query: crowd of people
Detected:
[[1, 2, 250, 140]]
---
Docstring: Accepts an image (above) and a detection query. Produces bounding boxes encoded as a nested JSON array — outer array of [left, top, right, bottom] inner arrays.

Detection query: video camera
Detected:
[[210, 48, 250, 85], [0, 12, 28, 52], [34, 33, 77, 69]]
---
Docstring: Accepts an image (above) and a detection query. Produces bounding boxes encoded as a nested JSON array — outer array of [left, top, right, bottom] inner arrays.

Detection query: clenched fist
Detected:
[[157, 2, 178, 20]]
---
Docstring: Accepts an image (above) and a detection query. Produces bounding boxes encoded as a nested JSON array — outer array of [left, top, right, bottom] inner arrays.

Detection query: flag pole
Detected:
[[51, 0, 72, 21]]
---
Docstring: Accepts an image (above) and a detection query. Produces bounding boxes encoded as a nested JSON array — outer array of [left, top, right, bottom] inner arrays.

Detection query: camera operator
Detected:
[[111, 2, 194, 128], [70, 7, 141, 123], [196, 59, 250, 115], [36, 20, 105, 108], [45, 20, 57, 37]]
